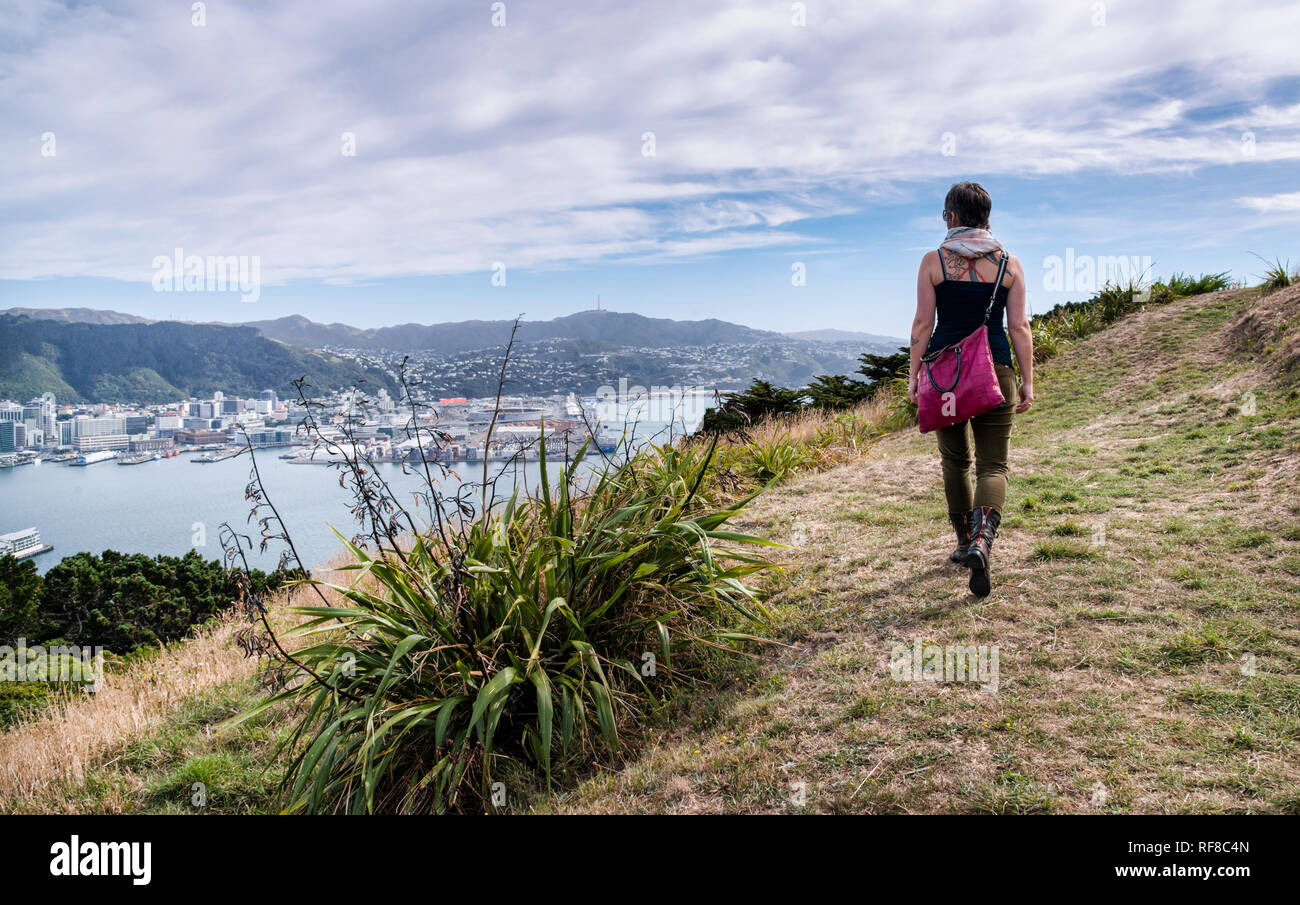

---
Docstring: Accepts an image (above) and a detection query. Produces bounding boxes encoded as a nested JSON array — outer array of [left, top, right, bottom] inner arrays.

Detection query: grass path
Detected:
[[549, 288, 1300, 814]]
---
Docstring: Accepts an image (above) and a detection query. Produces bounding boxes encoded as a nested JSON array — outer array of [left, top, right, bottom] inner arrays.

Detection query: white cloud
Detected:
[[1, 0, 1298, 283], [1237, 191, 1300, 213]]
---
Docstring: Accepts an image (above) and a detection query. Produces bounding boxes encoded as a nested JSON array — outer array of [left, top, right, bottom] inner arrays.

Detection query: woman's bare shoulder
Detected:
[[919, 249, 942, 282], [1003, 252, 1024, 287]]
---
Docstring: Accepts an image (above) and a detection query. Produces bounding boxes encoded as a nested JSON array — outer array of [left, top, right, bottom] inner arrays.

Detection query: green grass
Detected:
[[961, 771, 1057, 815], [1031, 539, 1094, 561], [32, 678, 294, 814]]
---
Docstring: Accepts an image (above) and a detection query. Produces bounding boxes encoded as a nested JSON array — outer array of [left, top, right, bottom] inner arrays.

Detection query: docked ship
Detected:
[[118, 452, 162, 465], [0, 527, 53, 560], [192, 447, 243, 463], [69, 450, 119, 466], [0, 452, 39, 468]]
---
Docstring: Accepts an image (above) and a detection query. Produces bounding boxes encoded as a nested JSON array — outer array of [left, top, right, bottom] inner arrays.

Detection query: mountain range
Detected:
[[2, 307, 904, 355], [0, 306, 905, 403], [237, 310, 792, 354], [784, 328, 905, 347]]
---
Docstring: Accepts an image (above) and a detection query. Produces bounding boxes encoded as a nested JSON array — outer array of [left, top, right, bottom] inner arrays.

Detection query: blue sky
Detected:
[[2, 0, 1298, 337]]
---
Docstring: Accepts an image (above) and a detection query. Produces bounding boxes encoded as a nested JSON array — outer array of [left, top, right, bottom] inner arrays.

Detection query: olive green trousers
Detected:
[[935, 364, 1019, 515]]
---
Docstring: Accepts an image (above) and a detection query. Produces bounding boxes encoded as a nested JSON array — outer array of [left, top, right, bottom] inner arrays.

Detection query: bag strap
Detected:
[[924, 345, 962, 393], [982, 252, 1009, 324]]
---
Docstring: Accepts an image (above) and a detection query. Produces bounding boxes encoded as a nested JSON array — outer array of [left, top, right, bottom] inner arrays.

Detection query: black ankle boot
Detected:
[[948, 512, 972, 563], [963, 507, 1002, 597]]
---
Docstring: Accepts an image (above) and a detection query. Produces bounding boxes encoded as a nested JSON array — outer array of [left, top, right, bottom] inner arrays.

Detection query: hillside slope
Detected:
[[3, 286, 1296, 814], [0, 307, 154, 325], [0, 315, 398, 403], [549, 286, 1300, 814]]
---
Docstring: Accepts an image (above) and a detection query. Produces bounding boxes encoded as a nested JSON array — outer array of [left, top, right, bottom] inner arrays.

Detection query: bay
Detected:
[[0, 401, 704, 575]]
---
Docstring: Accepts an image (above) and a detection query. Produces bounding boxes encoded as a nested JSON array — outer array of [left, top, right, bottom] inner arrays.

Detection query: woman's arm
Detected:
[[908, 252, 938, 404], [1004, 255, 1035, 412]]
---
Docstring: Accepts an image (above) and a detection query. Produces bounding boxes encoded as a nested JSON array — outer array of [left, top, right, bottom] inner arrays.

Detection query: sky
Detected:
[[1, 0, 1298, 337]]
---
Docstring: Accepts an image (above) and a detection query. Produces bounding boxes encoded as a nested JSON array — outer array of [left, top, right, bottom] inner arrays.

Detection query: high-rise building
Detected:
[[0, 420, 22, 453], [72, 415, 129, 452], [155, 414, 182, 438], [26, 395, 56, 443]]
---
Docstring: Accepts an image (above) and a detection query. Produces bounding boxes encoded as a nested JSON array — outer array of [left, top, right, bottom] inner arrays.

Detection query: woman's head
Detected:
[[942, 182, 991, 229]]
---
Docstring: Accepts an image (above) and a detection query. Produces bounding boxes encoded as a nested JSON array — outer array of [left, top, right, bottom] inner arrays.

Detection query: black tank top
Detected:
[[926, 250, 1013, 368]]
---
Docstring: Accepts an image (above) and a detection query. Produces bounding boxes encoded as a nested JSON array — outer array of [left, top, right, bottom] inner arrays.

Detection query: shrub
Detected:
[[1032, 318, 1066, 362], [1062, 307, 1097, 339], [1166, 271, 1232, 297], [238, 438, 775, 814], [1095, 283, 1139, 324], [812, 411, 882, 456], [741, 432, 809, 484], [1251, 255, 1296, 295], [0, 555, 42, 644], [871, 372, 913, 431], [29, 550, 286, 651]]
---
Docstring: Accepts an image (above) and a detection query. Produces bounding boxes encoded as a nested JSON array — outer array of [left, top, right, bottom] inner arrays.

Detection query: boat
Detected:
[[0, 527, 54, 560], [192, 447, 242, 463], [0, 452, 39, 468], [117, 452, 160, 465], [69, 450, 120, 466]]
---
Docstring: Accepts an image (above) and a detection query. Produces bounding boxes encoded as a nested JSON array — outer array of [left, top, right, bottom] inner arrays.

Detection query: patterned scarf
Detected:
[[941, 226, 1003, 258]]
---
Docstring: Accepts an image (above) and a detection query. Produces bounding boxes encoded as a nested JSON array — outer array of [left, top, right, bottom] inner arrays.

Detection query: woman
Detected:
[[908, 182, 1034, 597]]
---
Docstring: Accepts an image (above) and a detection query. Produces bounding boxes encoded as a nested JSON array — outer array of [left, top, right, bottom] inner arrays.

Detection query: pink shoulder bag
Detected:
[[916, 251, 1008, 433]]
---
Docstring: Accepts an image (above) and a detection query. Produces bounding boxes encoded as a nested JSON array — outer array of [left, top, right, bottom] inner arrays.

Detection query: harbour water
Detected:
[[0, 405, 704, 576], [0, 451, 547, 575]]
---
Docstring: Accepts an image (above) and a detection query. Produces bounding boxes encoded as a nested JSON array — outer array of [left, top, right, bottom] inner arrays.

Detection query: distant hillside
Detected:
[[1, 307, 155, 326], [1, 306, 906, 357], [786, 328, 905, 347], [0, 315, 396, 404], [0, 307, 905, 402], [244, 309, 793, 354]]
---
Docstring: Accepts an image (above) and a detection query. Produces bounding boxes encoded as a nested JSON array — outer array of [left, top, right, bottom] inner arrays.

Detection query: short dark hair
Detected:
[[944, 182, 991, 229]]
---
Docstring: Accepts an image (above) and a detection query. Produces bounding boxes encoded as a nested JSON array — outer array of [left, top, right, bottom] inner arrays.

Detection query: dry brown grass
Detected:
[[732, 392, 896, 450], [0, 561, 352, 813], [0, 614, 258, 811]]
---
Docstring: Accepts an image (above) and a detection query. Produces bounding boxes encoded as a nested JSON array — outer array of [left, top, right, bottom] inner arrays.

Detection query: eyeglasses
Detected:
[[941, 210, 951, 221]]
